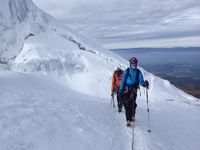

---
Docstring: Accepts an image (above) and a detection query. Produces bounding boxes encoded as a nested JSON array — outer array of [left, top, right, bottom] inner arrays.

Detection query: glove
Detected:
[[111, 92, 114, 97], [144, 80, 149, 89], [118, 91, 123, 97]]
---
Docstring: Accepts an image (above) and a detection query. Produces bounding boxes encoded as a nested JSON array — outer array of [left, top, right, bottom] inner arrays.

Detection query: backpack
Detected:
[[113, 70, 123, 88]]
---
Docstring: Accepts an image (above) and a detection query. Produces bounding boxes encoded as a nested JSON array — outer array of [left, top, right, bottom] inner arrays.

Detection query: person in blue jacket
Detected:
[[119, 56, 149, 126]]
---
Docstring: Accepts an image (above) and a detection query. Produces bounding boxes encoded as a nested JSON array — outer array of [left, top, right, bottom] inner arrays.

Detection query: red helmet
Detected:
[[129, 57, 138, 64]]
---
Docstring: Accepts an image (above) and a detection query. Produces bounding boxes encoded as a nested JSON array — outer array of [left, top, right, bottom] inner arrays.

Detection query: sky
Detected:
[[32, 0, 200, 48]]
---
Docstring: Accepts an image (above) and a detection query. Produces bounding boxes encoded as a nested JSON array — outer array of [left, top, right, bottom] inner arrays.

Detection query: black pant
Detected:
[[117, 91, 123, 110], [123, 88, 137, 121]]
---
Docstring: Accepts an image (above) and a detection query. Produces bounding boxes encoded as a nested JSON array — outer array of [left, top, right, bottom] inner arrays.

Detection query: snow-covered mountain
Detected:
[[0, 0, 200, 150], [0, 0, 126, 98]]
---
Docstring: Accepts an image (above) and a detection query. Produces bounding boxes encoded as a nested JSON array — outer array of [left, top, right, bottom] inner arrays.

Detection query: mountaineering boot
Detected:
[[126, 120, 131, 127], [131, 116, 135, 122], [118, 108, 122, 112]]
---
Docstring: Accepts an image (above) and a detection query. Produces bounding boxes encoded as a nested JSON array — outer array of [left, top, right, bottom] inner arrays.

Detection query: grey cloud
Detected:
[[33, 0, 200, 47]]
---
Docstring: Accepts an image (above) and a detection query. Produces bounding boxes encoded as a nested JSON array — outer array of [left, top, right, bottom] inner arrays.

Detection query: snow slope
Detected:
[[1, 0, 200, 150], [0, 71, 129, 150], [0, 71, 200, 150]]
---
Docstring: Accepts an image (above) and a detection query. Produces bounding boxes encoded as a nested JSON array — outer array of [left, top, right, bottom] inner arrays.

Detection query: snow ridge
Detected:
[[1, 0, 127, 97]]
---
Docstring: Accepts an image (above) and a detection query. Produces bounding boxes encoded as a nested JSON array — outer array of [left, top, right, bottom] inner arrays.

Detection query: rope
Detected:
[[131, 123, 135, 150]]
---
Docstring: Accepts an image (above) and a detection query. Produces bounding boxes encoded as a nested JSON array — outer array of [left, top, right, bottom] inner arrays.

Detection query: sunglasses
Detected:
[[131, 62, 136, 64]]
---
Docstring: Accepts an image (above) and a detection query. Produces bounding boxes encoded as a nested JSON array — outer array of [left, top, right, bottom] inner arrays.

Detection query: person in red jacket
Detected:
[[111, 67, 124, 112]]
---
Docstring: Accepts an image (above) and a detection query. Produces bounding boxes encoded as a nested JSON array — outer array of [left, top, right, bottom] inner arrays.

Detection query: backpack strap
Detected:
[[125, 68, 130, 81], [136, 68, 140, 87], [124, 68, 130, 89], [113, 72, 116, 83]]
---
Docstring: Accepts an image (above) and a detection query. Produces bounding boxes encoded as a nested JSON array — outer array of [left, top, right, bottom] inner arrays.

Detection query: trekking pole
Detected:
[[138, 85, 141, 97], [145, 88, 151, 133], [111, 95, 115, 108]]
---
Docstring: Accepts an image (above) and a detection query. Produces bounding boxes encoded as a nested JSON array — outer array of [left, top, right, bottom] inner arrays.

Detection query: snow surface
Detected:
[[0, 70, 200, 150], [1, 0, 200, 150]]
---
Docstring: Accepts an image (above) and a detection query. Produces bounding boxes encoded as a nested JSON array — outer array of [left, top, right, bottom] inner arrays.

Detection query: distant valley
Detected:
[[144, 63, 200, 98], [112, 47, 200, 99]]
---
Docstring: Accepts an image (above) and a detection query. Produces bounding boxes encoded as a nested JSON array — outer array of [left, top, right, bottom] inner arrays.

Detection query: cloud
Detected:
[[103, 36, 200, 48], [32, 0, 200, 48]]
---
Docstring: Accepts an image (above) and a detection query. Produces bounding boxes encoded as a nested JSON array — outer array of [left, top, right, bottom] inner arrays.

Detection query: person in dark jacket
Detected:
[[119, 57, 149, 126]]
